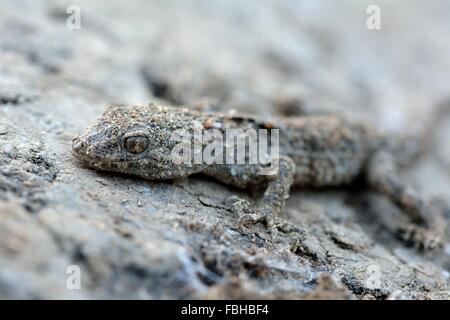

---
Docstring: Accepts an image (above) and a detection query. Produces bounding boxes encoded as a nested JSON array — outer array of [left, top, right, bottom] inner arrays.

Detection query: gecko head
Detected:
[[72, 103, 190, 179]]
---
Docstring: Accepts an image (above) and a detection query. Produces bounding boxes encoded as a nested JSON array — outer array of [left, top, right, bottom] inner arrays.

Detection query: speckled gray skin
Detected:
[[73, 103, 446, 250]]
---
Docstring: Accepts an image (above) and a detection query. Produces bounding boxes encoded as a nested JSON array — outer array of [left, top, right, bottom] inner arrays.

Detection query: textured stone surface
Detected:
[[0, 0, 449, 299]]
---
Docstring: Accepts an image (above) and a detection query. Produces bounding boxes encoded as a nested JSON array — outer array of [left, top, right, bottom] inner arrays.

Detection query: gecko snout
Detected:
[[72, 136, 85, 154]]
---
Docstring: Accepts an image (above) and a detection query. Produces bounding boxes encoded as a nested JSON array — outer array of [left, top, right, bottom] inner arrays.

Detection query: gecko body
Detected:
[[73, 103, 445, 250]]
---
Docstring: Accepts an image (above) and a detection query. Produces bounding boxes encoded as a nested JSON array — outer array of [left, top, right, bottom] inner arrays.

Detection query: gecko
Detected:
[[72, 103, 446, 251]]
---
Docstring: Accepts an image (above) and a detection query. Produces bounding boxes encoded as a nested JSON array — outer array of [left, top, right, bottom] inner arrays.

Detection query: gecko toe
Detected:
[[398, 224, 443, 251]]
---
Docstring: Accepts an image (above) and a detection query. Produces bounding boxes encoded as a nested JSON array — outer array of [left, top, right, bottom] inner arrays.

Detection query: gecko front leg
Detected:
[[203, 156, 303, 236], [256, 156, 300, 235]]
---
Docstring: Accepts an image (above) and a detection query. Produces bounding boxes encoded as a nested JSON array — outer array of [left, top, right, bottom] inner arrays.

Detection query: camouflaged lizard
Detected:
[[72, 103, 446, 250]]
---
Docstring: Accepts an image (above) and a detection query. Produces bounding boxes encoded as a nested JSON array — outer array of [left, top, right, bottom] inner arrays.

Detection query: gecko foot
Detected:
[[264, 213, 306, 235], [238, 213, 265, 232], [226, 196, 265, 233], [397, 224, 443, 251], [226, 195, 253, 216], [238, 210, 306, 241], [227, 196, 306, 239]]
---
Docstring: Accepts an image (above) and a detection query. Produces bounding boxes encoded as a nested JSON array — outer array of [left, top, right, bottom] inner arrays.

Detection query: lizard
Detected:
[[72, 103, 447, 251]]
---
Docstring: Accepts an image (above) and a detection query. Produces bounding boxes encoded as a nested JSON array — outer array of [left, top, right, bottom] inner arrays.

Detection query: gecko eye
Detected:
[[123, 136, 149, 154]]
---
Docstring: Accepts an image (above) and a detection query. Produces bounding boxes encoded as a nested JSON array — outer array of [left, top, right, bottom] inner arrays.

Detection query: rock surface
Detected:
[[1, 0, 450, 299]]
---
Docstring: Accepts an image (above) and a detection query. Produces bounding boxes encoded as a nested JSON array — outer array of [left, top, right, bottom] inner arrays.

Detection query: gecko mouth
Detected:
[[73, 153, 146, 172], [72, 137, 147, 171]]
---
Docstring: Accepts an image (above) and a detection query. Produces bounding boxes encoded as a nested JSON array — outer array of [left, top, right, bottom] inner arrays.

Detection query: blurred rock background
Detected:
[[0, 0, 449, 299]]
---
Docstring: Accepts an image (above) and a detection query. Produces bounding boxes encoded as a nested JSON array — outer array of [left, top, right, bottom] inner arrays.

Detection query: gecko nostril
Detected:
[[72, 138, 84, 153]]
